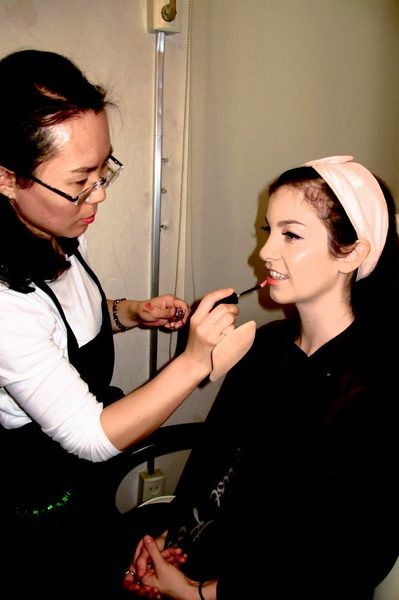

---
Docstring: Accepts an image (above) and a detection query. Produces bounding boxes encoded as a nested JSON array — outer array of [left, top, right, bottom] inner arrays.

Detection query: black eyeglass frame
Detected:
[[23, 155, 123, 206]]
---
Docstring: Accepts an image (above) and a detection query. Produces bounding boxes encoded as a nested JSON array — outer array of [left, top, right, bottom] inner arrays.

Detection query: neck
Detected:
[[296, 298, 354, 356]]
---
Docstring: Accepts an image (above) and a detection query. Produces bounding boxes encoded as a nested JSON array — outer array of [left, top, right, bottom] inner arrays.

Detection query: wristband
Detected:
[[198, 581, 206, 600], [112, 298, 129, 331]]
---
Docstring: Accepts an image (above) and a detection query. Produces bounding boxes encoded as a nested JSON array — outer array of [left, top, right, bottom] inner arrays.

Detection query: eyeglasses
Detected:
[[24, 155, 123, 206]]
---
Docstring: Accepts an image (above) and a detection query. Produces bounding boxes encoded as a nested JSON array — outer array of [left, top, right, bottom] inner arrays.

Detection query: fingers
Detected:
[[189, 289, 239, 344], [132, 537, 145, 563], [135, 547, 152, 578], [141, 295, 190, 329], [162, 546, 188, 567], [194, 288, 236, 318], [162, 305, 189, 329], [123, 567, 141, 593], [191, 290, 239, 329], [143, 535, 164, 569], [123, 566, 161, 599]]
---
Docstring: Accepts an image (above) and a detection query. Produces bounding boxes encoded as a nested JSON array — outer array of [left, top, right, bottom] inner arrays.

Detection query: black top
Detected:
[[167, 317, 399, 599]]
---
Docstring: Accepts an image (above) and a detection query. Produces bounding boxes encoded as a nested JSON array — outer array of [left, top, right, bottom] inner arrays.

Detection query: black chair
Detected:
[[122, 422, 204, 477], [100, 421, 206, 583], [106, 421, 205, 514]]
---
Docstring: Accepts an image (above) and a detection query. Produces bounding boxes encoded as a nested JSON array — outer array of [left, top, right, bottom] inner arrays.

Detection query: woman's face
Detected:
[[12, 110, 112, 239], [260, 185, 347, 308]]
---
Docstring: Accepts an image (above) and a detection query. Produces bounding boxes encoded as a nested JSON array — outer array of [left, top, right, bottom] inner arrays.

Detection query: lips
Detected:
[[81, 214, 95, 225]]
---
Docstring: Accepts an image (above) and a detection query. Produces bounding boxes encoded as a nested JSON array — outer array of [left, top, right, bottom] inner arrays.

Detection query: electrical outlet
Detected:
[[147, 0, 181, 34], [138, 468, 166, 504]]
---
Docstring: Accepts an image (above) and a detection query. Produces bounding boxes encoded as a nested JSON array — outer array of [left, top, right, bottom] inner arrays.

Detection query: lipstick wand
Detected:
[[213, 279, 268, 309]]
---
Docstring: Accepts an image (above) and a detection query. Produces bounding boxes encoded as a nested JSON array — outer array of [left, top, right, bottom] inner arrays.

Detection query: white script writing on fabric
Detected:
[[174, 448, 241, 546]]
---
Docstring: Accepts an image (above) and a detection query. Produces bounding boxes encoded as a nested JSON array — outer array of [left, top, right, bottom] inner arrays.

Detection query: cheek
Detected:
[[15, 190, 75, 232], [292, 247, 318, 265], [290, 247, 334, 275]]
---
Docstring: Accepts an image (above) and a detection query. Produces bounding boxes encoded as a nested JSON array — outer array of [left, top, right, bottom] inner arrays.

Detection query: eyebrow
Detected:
[[277, 219, 306, 227], [265, 219, 306, 227], [70, 148, 113, 174]]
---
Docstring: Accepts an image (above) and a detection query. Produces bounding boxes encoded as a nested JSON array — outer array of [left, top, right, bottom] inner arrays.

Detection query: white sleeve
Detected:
[[0, 287, 120, 462]]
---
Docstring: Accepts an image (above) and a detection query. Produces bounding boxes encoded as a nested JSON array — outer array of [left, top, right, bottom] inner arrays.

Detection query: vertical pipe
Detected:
[[150, 31, 166, 378]]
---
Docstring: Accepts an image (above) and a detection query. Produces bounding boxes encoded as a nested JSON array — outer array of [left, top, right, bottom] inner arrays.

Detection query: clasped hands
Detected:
[[123, 533, 193, 599]]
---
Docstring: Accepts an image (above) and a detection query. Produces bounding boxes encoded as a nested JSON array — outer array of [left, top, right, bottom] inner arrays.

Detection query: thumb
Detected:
[[143, 535, 164, 568]]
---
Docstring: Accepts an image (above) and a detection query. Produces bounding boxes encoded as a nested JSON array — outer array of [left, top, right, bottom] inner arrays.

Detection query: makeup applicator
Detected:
[[209, 281, 269, 381], [213, 278, 269, 309]]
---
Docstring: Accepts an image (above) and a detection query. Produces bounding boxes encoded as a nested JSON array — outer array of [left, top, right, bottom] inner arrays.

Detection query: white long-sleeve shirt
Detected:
[[0, 236, 120, 462]]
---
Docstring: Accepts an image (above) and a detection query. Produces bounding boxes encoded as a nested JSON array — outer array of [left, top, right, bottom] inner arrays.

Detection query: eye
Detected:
[[76, 178, 89, 187], [100, 163, 110, 177], [282, 230, 302, 241], [261, 224, 270, 234]]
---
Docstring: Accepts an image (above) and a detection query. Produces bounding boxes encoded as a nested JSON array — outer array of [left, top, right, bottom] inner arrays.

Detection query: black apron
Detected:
[[0, 242, 140, 597], [0, 243, 124, 525]]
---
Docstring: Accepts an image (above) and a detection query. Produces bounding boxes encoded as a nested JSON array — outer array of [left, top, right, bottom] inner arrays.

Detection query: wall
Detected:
[[2, 0, 398, 421], [179, 0, 399, 424], [1, 1, 398, 593], [0, 0, 189, 396]]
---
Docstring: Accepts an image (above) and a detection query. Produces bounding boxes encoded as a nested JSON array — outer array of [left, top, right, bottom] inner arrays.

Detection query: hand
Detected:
[[183, 288, 239, 374], [123, 535, 198, 600], [123, 533, 187, 598], [133, 295, 190, 330], [133, 532, 187, 577]]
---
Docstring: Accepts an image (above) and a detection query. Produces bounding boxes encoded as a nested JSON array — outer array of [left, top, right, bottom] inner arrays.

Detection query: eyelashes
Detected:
[[282, 231, 301, 240], [260, 224, 302, 241]]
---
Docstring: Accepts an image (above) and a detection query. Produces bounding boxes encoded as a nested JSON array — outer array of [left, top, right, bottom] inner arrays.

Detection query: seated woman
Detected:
[[123, 155, 399, 600]]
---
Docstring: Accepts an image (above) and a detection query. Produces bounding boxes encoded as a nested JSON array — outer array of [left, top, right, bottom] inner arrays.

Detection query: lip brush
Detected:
[[212, 278, 269, 309]]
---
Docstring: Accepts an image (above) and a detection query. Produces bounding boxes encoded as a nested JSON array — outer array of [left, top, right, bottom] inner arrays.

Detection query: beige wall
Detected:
[[179, 0, 399, 424], [2, 3, 399, 591], [0, 0, 188, 396], [1, 0, 398, 425]]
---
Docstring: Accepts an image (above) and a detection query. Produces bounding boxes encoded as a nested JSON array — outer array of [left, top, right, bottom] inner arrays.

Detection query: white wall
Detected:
[[0, 0, 189, 395], [2, 0, 397, 421], [1, 1, 398, 593], [1, 0, 398, 421], [179, 0, 399, 423]]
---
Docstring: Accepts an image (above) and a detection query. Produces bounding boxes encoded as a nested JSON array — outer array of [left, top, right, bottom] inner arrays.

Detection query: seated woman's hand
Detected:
[[125, 535, 199, 600], [123, 532, 187, 597]]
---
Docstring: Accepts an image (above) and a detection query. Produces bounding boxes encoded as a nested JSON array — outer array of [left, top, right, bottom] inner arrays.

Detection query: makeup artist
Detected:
[[0, 48, 239, 596], [123, 156, 399, 600]]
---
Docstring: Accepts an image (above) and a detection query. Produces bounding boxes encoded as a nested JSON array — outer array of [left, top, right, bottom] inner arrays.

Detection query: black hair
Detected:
[[0, 49, 111, 292]]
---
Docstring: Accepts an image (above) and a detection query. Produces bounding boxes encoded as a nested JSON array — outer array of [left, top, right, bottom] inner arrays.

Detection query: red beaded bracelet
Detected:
[[112, 298, 129, 332]]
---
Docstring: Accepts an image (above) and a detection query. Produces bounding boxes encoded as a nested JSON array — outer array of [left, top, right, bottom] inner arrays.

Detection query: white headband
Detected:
[[303, 155, 389, 280]]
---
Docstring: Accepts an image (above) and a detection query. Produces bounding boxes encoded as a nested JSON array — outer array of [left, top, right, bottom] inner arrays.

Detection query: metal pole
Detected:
[[150, 31, 166, 379]]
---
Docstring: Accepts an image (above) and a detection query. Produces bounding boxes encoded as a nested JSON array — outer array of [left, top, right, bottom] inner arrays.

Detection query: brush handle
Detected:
[[212, 292, 239, 310]]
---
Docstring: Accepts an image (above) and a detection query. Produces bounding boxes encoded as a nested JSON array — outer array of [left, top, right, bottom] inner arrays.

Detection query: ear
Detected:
[[338, 239, 370, 275], [0, 166, 17, 200]]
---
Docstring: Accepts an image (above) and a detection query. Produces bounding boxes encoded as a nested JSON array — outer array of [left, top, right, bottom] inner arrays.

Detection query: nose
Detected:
[[259, 234, 280, 262], [85, 184, 107, 205]]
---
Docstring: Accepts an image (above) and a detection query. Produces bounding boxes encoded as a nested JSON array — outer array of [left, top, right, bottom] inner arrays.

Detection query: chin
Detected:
[[68, 224, 87, 237], [269, 290, 294, 305]]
